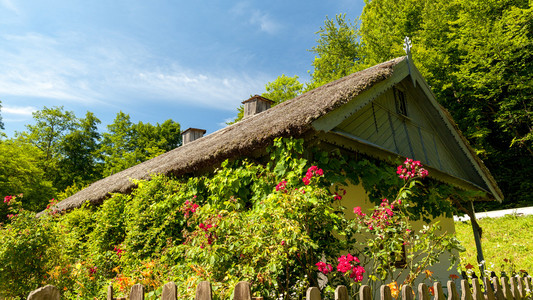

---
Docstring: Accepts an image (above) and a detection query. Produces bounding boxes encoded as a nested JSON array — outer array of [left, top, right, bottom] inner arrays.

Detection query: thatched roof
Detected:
[[52, 57, 404, 212]]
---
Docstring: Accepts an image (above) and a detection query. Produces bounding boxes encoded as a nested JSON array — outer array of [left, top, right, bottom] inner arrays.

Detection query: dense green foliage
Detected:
[[307, 14, 364, 90], [100, 112, 181, 176], [232, 0, 530, 208], [0, 140, 55, 212], [262, 75, 304, 104], [455, 214, 533, 277], [356, 0, 533, 209], [0, 107, 181, 211], [0, 138, 465, 299]]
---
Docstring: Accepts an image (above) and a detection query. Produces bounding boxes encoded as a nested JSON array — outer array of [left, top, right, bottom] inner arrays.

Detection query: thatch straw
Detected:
[[51, 57, 405, 212]]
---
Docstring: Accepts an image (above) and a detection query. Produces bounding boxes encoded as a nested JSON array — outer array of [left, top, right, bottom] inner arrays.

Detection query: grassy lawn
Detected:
[[454, 214, 533, 276]]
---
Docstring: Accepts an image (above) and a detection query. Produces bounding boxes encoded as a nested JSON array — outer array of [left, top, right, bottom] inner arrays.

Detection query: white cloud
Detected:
[[2, 105, 37, 116], [0, 33, 104, 103], [0, 32, 268, 112], [126, 67, 266, 110]]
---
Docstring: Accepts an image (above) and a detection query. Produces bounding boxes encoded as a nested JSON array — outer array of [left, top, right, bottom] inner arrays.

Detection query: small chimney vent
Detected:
[[242, 95, 275, 119], [181, 128, 206, 145]]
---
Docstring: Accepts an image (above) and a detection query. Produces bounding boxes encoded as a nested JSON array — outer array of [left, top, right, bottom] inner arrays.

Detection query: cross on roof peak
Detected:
[[403, 36, 412, 60]]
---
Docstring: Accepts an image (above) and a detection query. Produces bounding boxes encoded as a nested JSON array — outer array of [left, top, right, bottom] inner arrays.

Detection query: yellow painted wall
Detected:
[[337, 182, 459, 284]]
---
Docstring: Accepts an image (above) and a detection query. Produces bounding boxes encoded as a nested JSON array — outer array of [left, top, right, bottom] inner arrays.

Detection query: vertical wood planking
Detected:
[[195, 281, 212, 300], [234, 281, 252, 300], [448, 281, 460, 300], [524, 276, 533, 292], [472, 278, 483, 300], [401, 285, 413, 300], [130, 284, 145, 300], [511, 276, 526, 299], [335, 285, 348, 300], [418, 283, 430, 300], [306, 287, 321, 300], [28, 277, 533, 300], [461, 280, 473, 300], [434, 282, 445, 300], [501, 277, 513, 300], [360, 285, 372, 300], [107, 284, 114, 300], [510, 277, 521, 300], [162, 282, 178, 300], [492, 277, 505, 300], [483, 277, 496, 300], [27, 285, 61, 300], [381, 285, 393, 300]]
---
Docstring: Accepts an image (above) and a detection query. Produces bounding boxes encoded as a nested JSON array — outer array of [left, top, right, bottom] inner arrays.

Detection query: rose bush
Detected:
[[0, 138, 468, 299]]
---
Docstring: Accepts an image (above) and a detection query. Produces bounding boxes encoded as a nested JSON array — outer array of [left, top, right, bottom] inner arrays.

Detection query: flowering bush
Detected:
[[0, 138, 467, 298], [345, 161, 463, 293]]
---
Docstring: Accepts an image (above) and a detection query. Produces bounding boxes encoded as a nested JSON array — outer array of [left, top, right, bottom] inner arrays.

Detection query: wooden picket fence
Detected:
[[26, 276, 533, 300]]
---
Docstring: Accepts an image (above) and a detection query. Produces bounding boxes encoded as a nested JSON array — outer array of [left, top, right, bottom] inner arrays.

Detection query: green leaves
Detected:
[[100, 112, 181, 177], [0, 137, 468, 297], [308, 14, 364, 89], [262, 75, 304, 105]]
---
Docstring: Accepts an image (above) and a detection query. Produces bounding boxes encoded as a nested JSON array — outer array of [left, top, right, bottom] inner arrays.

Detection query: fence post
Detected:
[[401, 285, 413, 300], [483, 277, 495, 300], [195, 281, 212, 300], [472, 278, 483, 300], [434, 282, 445, 300], [234, 281, 252, 300], [418, 283, 430, 300], [460, 279, 473, 300], [510, 276, 525, 299], [523, 277, 532, 296], [380, 285, 392, 300], [501, 277, 513, 300], [360, 285, 371, 300], [306, 287, 321, 300], [107, 284, 114, 300], [448, 281, 460, 300], [335, 285, 348, 300], [517, 277, 526, 299], [130, 284, 145, 300], [492, 277, 505, 300], [162, 282, 177, 300], [27, 285, 60, 300]]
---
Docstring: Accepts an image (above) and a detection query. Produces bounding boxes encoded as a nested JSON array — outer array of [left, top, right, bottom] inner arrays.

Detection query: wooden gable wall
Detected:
[[331, 78, 488, 191]]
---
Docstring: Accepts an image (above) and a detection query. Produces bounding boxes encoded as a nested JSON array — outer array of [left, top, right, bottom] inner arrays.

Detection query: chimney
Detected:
[[181, 128, 206, 145], [242, 95, 275, 119]]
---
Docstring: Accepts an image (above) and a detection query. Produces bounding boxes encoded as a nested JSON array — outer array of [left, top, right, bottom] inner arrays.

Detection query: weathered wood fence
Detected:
[[27, 276, 533, 300]]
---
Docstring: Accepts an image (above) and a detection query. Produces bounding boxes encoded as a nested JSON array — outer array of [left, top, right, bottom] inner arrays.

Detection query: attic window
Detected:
[[394, 87, 408, 117]]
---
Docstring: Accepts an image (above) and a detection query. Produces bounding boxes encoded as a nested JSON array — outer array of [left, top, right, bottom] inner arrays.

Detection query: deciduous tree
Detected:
[[262, 74, 303, 104], [56, 112, 103, 190]]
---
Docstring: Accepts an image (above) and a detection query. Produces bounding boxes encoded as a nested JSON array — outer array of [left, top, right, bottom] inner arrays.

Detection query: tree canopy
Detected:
[[226, 0, 529, 209], [357, 0, 532, 208], [262, 74, 304, 104], [0, 107, 181, 211]]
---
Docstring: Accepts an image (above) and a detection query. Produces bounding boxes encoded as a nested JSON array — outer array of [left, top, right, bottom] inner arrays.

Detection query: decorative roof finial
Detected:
[[403, 36, 412, 60], [403, 36, 416, 87]]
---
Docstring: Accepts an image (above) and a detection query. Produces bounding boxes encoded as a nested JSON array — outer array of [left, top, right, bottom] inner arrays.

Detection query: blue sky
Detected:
[[0, 0, 364, 137]]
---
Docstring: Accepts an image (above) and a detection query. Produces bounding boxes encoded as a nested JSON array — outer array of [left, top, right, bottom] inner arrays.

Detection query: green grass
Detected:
[[454, 214, 533, 275]]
